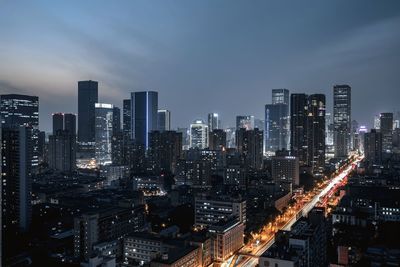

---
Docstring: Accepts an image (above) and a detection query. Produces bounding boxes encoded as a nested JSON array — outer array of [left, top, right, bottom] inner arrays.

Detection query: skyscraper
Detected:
[[1, 127, 32, 234], [333, 84, 351, 158], [148, 130, 182, 173], [364, 129, 382, 165], [290, 94, 308, 165], [290, 93, 326, 173], [272, 89, 289, 105], [112, 106, 121, 136], [131, 91, 158, 149], [236, 115, 254, 130], [78, 80, 98, 144], [209, 129, 227, 150], [208, 113, 219, 131], [380, 112, 393, 154], [265, 102, 289, 154], [236, 128, 263, 170], [48, 113, 77, 172], [123, 99, 131, 137], [64, 113, 77, 135], [157, 109, 171, 131], [95, 103, 113, 165], [190, 120, 209, 149], [0, 94, 39, 169], [52, 112, 64, 134], [307, 94, 326, 173]]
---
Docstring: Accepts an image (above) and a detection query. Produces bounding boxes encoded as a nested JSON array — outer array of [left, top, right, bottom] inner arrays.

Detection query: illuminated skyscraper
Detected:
[[208, 113, 220, 131], [123, 99, 131, 136], [95, 103, 113, 165], [333, 84, 351, 158], [157, 109, 171, 131], [290, 94, 308, 165], [190, 119, 209, 149], [131, 91, 158, 149], [380, 112, 393, 154]]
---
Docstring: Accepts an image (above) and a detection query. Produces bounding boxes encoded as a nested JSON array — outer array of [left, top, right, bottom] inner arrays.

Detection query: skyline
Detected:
[[1, 1, 400, 131]]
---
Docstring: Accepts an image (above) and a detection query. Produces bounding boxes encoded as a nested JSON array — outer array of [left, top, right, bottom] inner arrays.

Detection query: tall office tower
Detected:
[[364, 129, 382, 165], [52, 112, 64, 134], [177, 127, 189, 150], [48, 131, 77, 172], [325, 113, 334, 146], [190, 120, 209, 149], [112, 106, 121, 136], [95, 103, 113, 165], [130, 91, 158, 149], [157, 109, 171, 131], [290, 94, 308, 165], [272, 155, 299, 186], [333, 84, 351, 158], [0, 94, 39, 170], [374, 115, 381, 130], [358, 126, 368, 154], [380, 112, 393, 154], [236, 128, 263, 170], [208, 113, 219, 131], [49, 113, 77, 172], [272, 89, 289, 105], [64, 113, 76, 135], [38, 130, 46, 163], [307, 94, 326, 173], [78, 80, 98, 148], [123, 99, 131, 137], [209, 129, 227, 150], [265, 103, 289, 154], [236, 115, 254, 130], [1, 127, 32, 235], [148, 130, 182, 173]]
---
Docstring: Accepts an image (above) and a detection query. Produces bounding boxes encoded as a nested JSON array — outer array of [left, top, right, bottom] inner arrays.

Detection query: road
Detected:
[[225, 156, 361, 267]]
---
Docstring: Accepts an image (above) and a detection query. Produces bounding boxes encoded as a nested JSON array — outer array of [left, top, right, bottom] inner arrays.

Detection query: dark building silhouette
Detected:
[[123, 99, 131, 137], [52, 112, 64, 134], [130, 91, 158, 149], [78, 80, 98, 144], [112, 106, 121, 136], [148, 130, 182, 173], [380, 112, 393, 154], [290, 93, 326, 173], [236, 128, 263, 170], [209, 129, 227, 150], [364, 129, 382, 165]]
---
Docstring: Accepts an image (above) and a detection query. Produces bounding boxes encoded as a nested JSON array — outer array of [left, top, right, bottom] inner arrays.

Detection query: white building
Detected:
[[190, 120, 209, 149]]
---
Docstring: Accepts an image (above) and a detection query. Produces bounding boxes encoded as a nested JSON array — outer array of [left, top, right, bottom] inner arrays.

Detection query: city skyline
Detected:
[[1, 1, 400, 131]]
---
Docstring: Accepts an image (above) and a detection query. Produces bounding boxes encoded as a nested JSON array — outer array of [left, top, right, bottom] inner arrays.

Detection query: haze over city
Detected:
[[1, 0, 400, 131]]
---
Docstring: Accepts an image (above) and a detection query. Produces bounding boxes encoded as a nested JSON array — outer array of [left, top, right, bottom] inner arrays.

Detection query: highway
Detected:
[[225, 156, 361, 267]]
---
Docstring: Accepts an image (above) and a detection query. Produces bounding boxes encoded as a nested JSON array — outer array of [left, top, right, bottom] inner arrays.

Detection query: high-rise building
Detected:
[[333, 84, 351, 158], [290, 94, 308, 165], [148, 130, 182, 174], [236, 115, 254, 130], [190, 120, 209, 149], [1, 127, 32, 234], [95, 103, 113, 165], [236, 128, 263, 170], [325, 113, 334, 146], [380, 112, 393, 154], [364, 129, 382, 165], [374, 115, 381, 130], [290, 94, 326, 173], [52, 112, 64, 134], [78, 80, 98, 144], [123, 99, 131, 137], [112, 106, 121, 136], [209, 129, 226, 150], [157, 109, 171, 132], [130, 91, 158, 149], [265, 102, 289, 154], [307, 94, 326, 173], [48, 131, 77, 172], [64, 113, 76, 135], [208, 113, 219, 131], [272, 89, 289, 105], [48, 113, 77, 172]]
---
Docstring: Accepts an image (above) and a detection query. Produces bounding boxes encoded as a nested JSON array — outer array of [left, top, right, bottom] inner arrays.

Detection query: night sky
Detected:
[[1, 1, 399, 132]]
